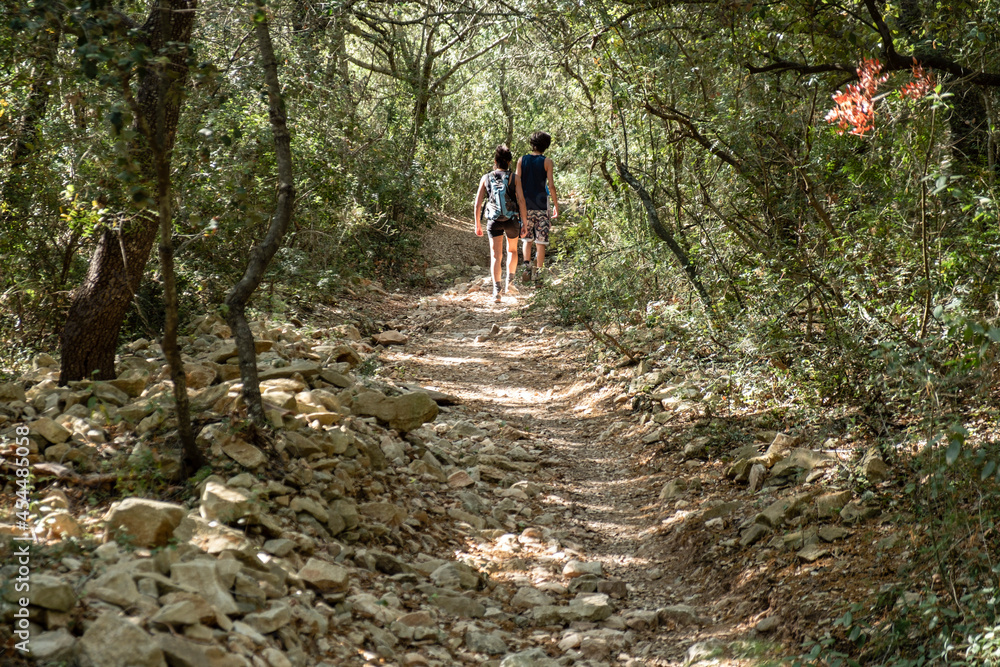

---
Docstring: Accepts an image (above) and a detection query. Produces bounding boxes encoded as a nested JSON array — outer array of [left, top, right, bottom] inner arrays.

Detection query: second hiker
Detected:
[[474, 144, 521, 302], [515, 131, 559, 282]]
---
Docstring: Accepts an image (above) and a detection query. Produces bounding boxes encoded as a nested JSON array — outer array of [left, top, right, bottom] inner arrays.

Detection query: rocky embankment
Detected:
[[0, 281, 907, 667], [1, 313, 690, 667]]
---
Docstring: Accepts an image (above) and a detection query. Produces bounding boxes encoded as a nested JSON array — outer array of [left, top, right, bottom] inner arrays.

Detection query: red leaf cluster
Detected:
[[900, 60, 935, 100], [824, 58, 888, 136]]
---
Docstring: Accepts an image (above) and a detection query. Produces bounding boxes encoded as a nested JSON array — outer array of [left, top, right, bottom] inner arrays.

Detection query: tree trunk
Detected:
[[224, 0, 296, 425], [499, 59, 514, 147], [137, 3, 202, 474], [59, 0, 198, 384], [616, 160, 714, 312]]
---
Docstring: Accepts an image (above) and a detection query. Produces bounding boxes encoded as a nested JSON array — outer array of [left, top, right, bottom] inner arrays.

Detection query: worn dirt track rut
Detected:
[[377, 280, 770, 666]]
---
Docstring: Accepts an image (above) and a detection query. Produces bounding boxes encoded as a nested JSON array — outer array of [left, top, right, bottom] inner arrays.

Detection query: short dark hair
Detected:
[[529, 131, 551, 153], [494, 144, 513, 170]]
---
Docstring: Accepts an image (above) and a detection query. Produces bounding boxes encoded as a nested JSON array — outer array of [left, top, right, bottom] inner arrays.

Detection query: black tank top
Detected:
[[520, 154, 547, 211]]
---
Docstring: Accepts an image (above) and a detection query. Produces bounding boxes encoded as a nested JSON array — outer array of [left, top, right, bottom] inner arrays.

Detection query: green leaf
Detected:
[[983, 460, 997, 481], [946, 439, 961, 465]]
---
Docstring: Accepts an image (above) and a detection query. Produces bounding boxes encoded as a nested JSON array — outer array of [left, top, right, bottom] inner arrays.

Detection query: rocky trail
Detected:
[[0, 222, 904, 667]]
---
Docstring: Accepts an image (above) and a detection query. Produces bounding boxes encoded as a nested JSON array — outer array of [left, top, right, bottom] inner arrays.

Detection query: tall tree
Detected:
[[59, 0, 198, 384], [345, 0, 515, 140], [224, 0, 296, 425]]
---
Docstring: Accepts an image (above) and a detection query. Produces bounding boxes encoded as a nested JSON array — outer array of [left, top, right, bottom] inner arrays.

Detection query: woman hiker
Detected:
[[474, 144, 521, 302]]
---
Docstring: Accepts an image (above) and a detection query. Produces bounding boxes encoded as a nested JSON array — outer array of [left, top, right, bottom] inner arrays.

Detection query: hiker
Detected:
[[515, 131, 559, 282], [474, 144, 521, 302]]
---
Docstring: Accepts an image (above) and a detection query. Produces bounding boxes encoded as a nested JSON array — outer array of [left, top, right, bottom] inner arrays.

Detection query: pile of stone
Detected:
[[628, 357, 892, 573], [0, 315, 680, 667]]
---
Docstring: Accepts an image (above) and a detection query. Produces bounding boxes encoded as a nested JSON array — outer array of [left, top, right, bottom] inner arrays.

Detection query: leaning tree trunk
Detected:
[[499, 58, 514, 148], [124, 3, 204, 473], [224, 0, 296, 425], [59, 0, 198, 384], [616, 160, 714, 313]]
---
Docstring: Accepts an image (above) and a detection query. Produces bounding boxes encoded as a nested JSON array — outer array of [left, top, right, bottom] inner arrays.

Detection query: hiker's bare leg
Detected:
[[490, 235, 505, 284], [535, 242, 546, 269], [505, 236, 519, 292], [522, 239, 533, 264]]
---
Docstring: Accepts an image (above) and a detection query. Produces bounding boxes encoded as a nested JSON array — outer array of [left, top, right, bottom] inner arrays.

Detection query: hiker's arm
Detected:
[[546, 157, 559, 219], [474, 178, 486, 236], [514, 157, 528, 232]]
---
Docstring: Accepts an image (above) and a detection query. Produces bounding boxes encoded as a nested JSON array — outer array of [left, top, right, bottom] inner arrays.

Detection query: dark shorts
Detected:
[[487, 217, 520, 239]]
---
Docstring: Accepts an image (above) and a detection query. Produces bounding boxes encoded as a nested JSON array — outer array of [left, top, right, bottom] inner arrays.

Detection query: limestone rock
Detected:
[[170, 560, 239, 615], [740, 524, 770, 547], [185, 364, 217, 390], [92, 381, 130, 406], [683, 436, 710, 460], [657, 604, 704, 626], [291, 495, 329, 522], [816, 490, 853, 518], [298, 558, 350, 593], [85, 569, 141, 608], [351, 390, 439, 432], [840, 500, 878, 524], [465, 629, 508, 655], [104, 498, 186, 547], [78, 611, 167, 667], [117, 398, 159, 423], [154, 633, 247, 667], [200, 481, 253, 524], [563, 560, 602, 578], [565, 592, 614, 621], [862, 450, 890, 482], [818, 525, 851, 542], [797, 544, 831, 562], [359, 501, 406, 527], [428, 592, 485, 618], [30, 628, 76, 663], [109, 369, 150, 398], [756, 615, 782, 632], [30, 417, 71, 444], [373, 330, 408, 346], [0, 382, 26, 402], [511, 587, 554, 610], [221, 437, 267, 469], [499, 647, 560, 667], [770, 448, 834, 478], [659, 479, 686, 500], [755, 491, 814, 528], [597, 580, 628, 599], [448, 470, 475, 488], [244, 601, 293, 634], [151, 594, 216, 626], [748, 463, 767, 492], [702, 501, 739, 521], [258, 361, 322, 381], [2, 573, 75, 611]]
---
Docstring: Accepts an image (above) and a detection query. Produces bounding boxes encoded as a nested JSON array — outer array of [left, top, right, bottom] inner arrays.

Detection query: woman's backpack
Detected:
[[484, 169, 518, 222]]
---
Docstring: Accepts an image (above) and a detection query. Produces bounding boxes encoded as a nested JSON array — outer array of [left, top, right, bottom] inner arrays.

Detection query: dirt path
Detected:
[[373, 276, 779, 666]]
